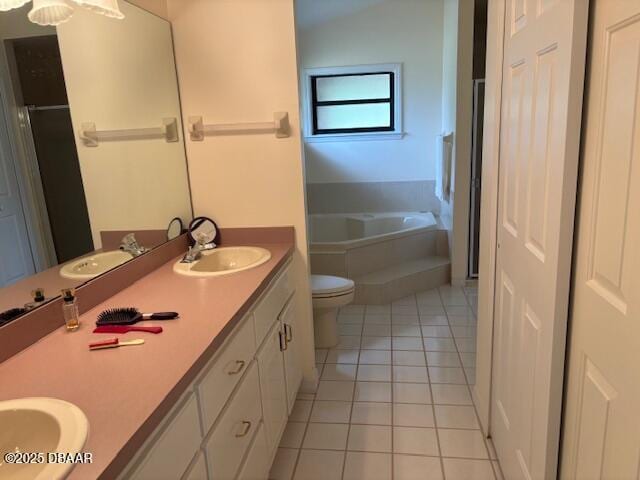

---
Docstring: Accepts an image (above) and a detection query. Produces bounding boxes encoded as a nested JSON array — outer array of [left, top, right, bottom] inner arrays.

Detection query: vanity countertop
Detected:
[[0, 240, 295, 479]]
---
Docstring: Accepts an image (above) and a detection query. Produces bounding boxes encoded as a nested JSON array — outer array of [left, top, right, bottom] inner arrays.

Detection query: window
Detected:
[[303, 64, 403, 141]]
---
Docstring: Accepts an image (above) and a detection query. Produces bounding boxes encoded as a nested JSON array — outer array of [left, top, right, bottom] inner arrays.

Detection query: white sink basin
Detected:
[[173, 246, 271, 277], [60, 250, 133, 280], [0, 398, 89, 480]]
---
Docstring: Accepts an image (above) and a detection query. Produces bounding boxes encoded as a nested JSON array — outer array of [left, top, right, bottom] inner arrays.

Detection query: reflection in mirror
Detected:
[[188, 217, 219, 246], [166, 217, 183, 241], [0, 1, 192, 323]]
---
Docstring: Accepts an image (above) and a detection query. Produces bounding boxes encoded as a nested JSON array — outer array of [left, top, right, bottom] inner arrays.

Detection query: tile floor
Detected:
[[269, 284, 504, 480]]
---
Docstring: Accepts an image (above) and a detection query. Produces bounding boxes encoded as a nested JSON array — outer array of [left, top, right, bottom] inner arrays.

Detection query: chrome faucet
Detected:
[[120, 233, 148, 257], [181, 232, 216, 263]]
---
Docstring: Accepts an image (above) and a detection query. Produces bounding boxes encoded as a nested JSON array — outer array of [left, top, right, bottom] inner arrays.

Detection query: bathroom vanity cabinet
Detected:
[[119, 261, 300, 480]]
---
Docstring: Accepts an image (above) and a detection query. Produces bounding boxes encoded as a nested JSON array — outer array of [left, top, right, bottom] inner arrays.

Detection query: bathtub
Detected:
[[309, 212, 438, 250]]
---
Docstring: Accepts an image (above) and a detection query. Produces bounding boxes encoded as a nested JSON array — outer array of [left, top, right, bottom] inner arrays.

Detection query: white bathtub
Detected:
[[309, 212, 438, 250]]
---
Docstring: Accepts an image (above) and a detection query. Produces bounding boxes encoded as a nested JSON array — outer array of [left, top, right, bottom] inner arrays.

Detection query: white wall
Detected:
[[167, 0, 316, 387], [297, 0, 444, 184], [57, 1, 192, 249]]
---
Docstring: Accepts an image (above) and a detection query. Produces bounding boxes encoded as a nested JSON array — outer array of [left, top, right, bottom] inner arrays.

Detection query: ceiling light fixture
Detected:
[[28, 0, 74, 26], [72, 0, 123, 19], [0, 0, 29, 11]]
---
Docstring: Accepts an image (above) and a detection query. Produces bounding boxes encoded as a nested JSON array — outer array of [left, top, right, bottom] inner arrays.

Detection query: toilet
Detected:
[[311, 274, 355, 348]]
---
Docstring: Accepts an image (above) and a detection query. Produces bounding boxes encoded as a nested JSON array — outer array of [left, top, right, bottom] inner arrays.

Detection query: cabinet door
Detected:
[[280, 296, 302, 413], [235, 422, 269, 480], [256, 320, 288, 457]]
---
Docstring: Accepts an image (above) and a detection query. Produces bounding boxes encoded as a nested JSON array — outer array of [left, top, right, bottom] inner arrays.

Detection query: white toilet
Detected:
[[311, 274, 355, 348]]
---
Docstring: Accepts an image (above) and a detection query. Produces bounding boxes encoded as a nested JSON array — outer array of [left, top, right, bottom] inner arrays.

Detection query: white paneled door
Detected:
[[560, 1, 640, 478], [491, 1, 588, 479], [0, 101, 34, 287]]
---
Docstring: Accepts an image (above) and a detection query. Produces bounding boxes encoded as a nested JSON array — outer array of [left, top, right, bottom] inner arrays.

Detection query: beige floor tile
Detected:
[[310, 401, 352, 424], [359, 349, 391, 365], [434, 405, 480, 429], [293, 449, 345, 480], [326, 349, 360, 364], [465, 367, 476, 384], [393, 403, 435, 427], [392, 304, 419, 315], [454, 337, 477, 352], [391, 314, 420, 325], [289, 400, 313, 422], [335, 335, 362, 349], [303, 423, 349, 450], [347, 424, 392, 452], [445, 305, 475, 317], [423, 337, 457, 352], [391, 337, 424, 351], [418, 305, 446, 316], [343, 452, 392, 480], [341, 304, 366, 314], [280, 422, 307, 448], [354, 382, 392, 402], [421, 325, 452, 338], [364, 314, 392, 325], [431, 384, 473, 405], [269, 448, 299, 480], [393, 427, 439, 456], [363, 324, 392, 337], [438, 429, 488, 459], [338, 314, 364, 324], [448, 315, 477, 326], [393, 365, 429, 383], [392, 350, 426, 366], [392, 295, 417, 306], [315, 349, 328, 363], [460, 352, 476, 368], [351, 402, 392, 425], [393, 382, 432, 404], [450, 325, 477, 338], [442, 458, 495, 480], [415, 289, 442, 305], [366, 304, 391, 314], [338, 324, 363, 336], [419, 315, 449, 326], [322, 363, 357, 381], [392, 325, 422, 337], [426, 351, 462, 367], [428, 367, 468, 384], [394, 454, 443, 480], [357, 364, 392, 382], [316, 381, 355, 401], [361, 336, 392, 350]]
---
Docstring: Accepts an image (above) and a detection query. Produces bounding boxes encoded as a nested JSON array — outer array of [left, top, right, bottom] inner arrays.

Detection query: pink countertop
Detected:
[[0, 242, 294, 479]]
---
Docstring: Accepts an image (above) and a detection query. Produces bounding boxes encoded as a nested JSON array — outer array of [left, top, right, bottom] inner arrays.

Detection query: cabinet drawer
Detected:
[[130, 392, 201, 480], [206, 362, 262, 480], [198, 315, 256, 433], [253, 265, 293, 346], [235, 422, 269, 480], [182, 451, 208, 480]]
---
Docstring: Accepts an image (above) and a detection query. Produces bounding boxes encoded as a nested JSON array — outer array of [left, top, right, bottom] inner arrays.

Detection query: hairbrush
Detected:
[[0, 308, 27, 327], [96, 308, 178, 326]]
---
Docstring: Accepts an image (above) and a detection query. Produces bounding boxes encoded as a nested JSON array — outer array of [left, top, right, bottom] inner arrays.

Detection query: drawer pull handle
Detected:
[[227, 360, 245, 375], [284, 323, 293, 343], [279, 330, 288, 351], [235, 421, 252, 438]]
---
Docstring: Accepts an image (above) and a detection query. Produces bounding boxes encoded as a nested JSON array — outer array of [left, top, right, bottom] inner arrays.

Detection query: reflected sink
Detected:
[[60, 250, 133, 280], [0, 398, 89, 480], [173, 246, 271, 277]]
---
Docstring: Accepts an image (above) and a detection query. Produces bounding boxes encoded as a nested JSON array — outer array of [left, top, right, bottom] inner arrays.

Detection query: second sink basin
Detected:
[[0, 397, 88, 480], [173, 246, 271, 277], [60, 250, 134, 280]]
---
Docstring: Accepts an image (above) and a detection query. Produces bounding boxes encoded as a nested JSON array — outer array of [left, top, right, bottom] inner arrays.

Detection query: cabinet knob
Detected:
[[235, 421, 252, 438], [284, 323, 293, 343], [227, 360, 245, 375], [279, 330, 288, 351]]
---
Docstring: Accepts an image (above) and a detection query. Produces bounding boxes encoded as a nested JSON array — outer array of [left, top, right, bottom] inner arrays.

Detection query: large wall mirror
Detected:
[[0, 1, 192, 323]]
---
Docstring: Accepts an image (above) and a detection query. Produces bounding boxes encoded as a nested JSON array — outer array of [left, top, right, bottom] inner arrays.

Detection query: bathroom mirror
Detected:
[[0, 1, 193, 322], [167, 217, 184, 241], [188, 217, 219, 246]]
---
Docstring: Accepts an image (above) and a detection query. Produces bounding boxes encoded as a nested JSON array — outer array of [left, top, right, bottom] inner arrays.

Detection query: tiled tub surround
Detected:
[[306, 181, 441, 215], [0, 234, 296, 479], [309, 214, 450, 304], [269, 284, 504, 480]]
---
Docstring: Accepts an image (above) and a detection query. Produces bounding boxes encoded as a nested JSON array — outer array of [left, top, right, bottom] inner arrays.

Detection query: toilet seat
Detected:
[[311, 275, 355, 299]]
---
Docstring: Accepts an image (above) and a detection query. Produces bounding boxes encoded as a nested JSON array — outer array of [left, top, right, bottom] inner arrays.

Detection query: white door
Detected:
[[0, 101, 34, 287], [256, 320, 288, 458], [491, 1, 588, 479], [560, 1, 640, 478], [280, 297, 302, 413]]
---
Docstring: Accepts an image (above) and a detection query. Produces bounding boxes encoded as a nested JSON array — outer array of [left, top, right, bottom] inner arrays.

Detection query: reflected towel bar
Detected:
[[79, 117, 179, 147], [187, 112, 290, 141]]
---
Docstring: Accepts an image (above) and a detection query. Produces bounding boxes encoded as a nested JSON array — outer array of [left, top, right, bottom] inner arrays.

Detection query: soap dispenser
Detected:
[[61, 288, 80, 331]]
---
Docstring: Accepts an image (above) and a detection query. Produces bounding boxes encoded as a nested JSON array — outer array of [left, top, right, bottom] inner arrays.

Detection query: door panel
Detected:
[[560, 1, 640, 478], [0, 104, 34, 287], [491, 1, 588, 479]]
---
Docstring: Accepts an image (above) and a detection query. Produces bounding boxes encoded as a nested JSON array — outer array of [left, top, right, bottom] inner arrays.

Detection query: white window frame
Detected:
[[302, 63, 404, 142]]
